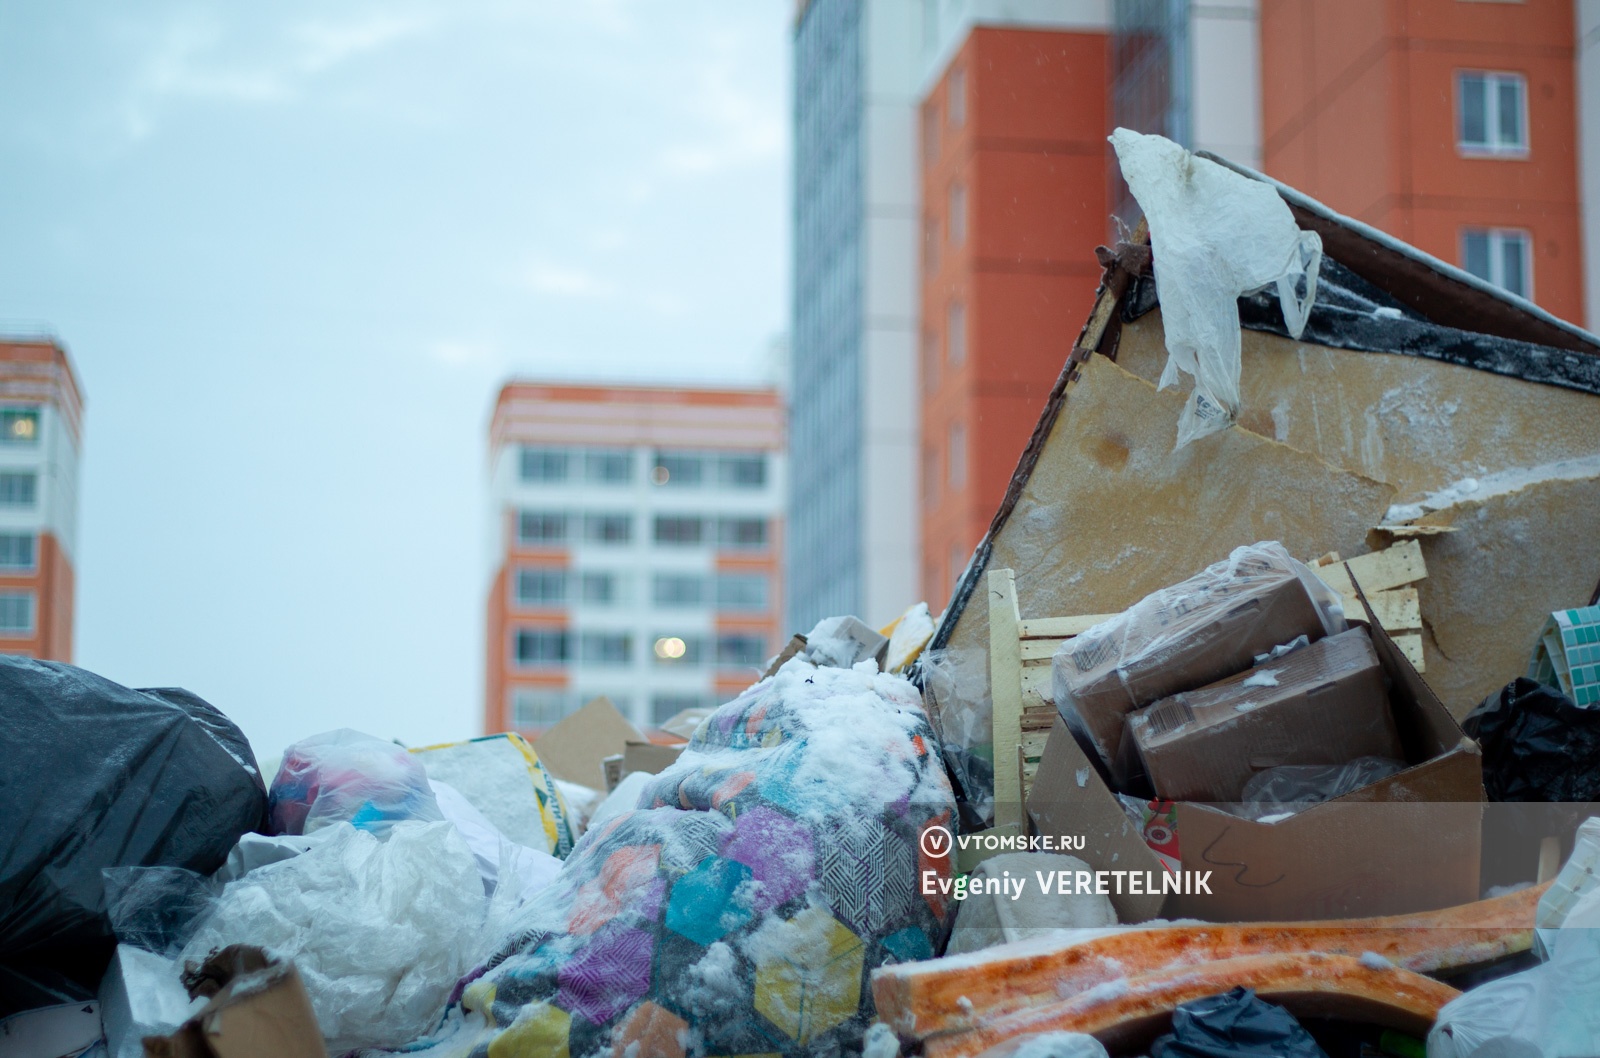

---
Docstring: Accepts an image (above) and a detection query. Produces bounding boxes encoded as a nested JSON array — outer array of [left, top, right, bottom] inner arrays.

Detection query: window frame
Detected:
[[511, 627, 571, 667], [519, 446, 572, 483], [513, 566, 568, 608], [517, 510, 568, 546], [1455, 70, 1528, 157], [0, 532, 37, 572], [1460, 226, 1534, 300], [0, 590, 33, 637], [0, 409, 40, 446]]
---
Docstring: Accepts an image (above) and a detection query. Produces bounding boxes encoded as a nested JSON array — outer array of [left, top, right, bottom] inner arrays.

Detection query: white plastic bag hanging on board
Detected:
[[1111, 129, 1322, 447]]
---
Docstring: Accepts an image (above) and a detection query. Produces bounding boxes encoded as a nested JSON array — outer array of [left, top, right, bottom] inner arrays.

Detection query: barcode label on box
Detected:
[[1147, 700, 1195, 738]]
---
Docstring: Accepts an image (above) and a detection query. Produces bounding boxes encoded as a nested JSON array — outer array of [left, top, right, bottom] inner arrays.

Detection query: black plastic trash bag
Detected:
[[0, 658, 266, 972], [1151, 987, 1328, 1058], [1462, 677, 1600, 802]]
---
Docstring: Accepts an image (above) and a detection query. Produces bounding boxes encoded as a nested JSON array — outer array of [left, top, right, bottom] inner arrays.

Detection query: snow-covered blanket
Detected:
[[440, 660, 956, 1058]]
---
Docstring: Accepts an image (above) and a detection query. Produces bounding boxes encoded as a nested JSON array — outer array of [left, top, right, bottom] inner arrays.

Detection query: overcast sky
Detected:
[[0, 1, 790, 764]]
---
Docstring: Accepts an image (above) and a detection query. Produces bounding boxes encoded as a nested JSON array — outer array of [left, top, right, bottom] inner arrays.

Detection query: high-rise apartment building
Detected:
[[0, 338, 82, 661], [484, 383, 785, 735]]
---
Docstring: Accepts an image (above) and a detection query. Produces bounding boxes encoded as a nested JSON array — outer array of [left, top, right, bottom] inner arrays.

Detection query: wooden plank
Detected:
[[987, 568, 1025, 831], [1020, 614, 1117, 639], [1317, 540, 1427, 598], [1019, 638, 1071, 662], [1365, 587, 1421, 632], [1393, 632, 1426, 672]]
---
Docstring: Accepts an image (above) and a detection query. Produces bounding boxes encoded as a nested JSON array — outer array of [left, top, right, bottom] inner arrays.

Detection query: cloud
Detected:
[[519, 261, 613, 299]]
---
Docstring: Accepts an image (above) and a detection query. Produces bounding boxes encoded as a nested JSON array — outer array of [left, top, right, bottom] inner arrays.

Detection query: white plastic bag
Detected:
[[269, 728, 443, 837], [98, 945, 203, 1058], [977, 1032, 1110, 1058], [181, 821, 488, 1053], [1111, 129, 1322, 447]]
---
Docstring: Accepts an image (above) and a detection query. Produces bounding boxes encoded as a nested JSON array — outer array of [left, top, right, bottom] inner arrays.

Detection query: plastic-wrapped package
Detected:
[[1428, 884, 1600, 1058], [269, 728, 443, 837], [978, 1033, 1110, 1058], [1237, 756, 1407, 821], [180, 820, 488, 1054], [0, 658, 266, 965], [410, 732, 575, 857], [1053, 541, 1345, 784], [1462, 677, 1600, 802], [1111, 129, 1322, 447]]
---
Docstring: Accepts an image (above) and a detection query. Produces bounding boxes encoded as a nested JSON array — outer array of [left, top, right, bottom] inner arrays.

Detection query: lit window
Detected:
[[517, 511, 567, 545], [653, 573, 705, 606], [0, 591, 32, 636], [0, 473, 36, 507], [715, 574, 768, 611], [948, 421, 967, 489], [716, 634, 766, 668], [520, 447, 571, 482], [947, 301, 966, 365], [0, 534, 35, 571], [652, 452, 704, 487], [717, 518, 767, 549], [948, 67, 966, 127], [948, 183, 967, 246], [652, 634, 704, 664], [652, 693, 706, 724], [584, 450, 633, 484], [513, 629, 570, 666], [579, 572, 622, 605], [579, 632, 631, 666], [0, 410, 39, 445], [1457, 72, 1527, 155], [511, 689, 572, 727], [583, 513, 632, 544], [717, 454, 766, 488], [1462, 228, 1533, 298], [654, 515, 705, 545], [515, 568, 567, 606]]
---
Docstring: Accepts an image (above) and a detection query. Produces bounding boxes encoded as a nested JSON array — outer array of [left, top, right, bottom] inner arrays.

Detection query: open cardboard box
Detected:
[[1027, 586, 1485, 922]]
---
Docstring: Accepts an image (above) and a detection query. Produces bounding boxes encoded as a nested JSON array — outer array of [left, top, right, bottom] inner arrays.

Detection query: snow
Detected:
[[1360, 951, 1394, 970], [1075, 768, 1091, 788], [1241, 670, 1280, 688], [1383, 453, 1600, 523]]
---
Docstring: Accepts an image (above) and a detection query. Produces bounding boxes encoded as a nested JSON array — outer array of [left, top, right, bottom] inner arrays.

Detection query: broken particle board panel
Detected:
[[1115, 314, 1600, 501], [934, 354, 1396, 766]]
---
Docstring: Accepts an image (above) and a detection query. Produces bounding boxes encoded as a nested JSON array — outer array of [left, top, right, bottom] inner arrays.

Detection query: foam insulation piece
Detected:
[[1111, 129, 1321, 447], [939, 356, 1394, 797]]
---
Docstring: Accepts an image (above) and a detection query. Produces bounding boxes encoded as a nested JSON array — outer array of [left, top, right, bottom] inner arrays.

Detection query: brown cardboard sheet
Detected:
[[143, 945, 327, 1058], [533, 696, 645, 790]]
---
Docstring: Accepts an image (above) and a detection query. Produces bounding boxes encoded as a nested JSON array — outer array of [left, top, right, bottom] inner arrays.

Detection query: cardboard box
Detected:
[[144, 945, 327, 1058], [1029, 595, 1484, 923], [533, 696, 645, 790], [1128, 626, 1402, 803], [1054, 544, 1332, 786]]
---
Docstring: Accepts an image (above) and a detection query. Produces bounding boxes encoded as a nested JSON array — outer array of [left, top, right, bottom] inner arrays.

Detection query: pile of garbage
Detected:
[[8, 132, 1600, 1058]]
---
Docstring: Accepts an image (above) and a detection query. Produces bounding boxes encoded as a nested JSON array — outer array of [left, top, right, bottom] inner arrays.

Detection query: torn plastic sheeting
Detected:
[[1461, 677, 1600, 802], [1111, 128, 1321, 447], [98, 944, 203, 1058]]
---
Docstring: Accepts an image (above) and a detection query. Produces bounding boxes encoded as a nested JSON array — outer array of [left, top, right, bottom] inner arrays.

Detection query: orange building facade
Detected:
[[485, 383, 785, 736], [0, 339, 82, 661], [1262, 0, 1587, 323], [918, 27, 1111, 604]]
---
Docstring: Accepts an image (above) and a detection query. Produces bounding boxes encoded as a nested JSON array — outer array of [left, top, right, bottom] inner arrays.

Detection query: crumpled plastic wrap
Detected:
[[1462, 677, 1600, 802], [920, 643, 996, 829], [269, 728, 443, 837], [1152, 987, 1328, 1058], [1428, 880, 1600, 1058], [978, 1032, 1110, 1058], [1236, 756, 1407, 821], [1053, 541, 1345, 783], [180, 820, 489, 1054], [1111, 128, 1322, 447]]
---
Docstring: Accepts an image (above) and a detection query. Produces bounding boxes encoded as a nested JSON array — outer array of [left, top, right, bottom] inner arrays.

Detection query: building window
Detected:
[[717, 454, 767, 489], [716, 634, 767, 668], [654, 515, 705, 545], [513, 628, 570, 666], [0, 409, 39, 445], [518, 510, 567, 545], [520, 446, 571, 483], [948, 183, 967, 246], [579, 632, 632, 666], [922, 101, 940, 166], [923, 447, 939, 509], [947, 301, 966, 365], [923, 215, 940, 274], [0, 473, 37, 508], [716, 517, 767, 549], [715, 573, 768, 612], [0, 591, 33, 636], [583, 513, 632, 544], [948, 421, 967, 489], [584, 449, 632, 484], [948, 67, 966, 127], [653, 573, 705, 607], [511, 689, 572, 727], [579, 571, 622, 605], [652, 451, 704, 487], [652, 693, 706, 724], [1462, 228, 1532, 298], [652, 634, 704, 664], [1457, 71, 1527, 155], [922, 329, 939, 394], [0, 533, 34, 571], [515, 568, 567, 606]]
